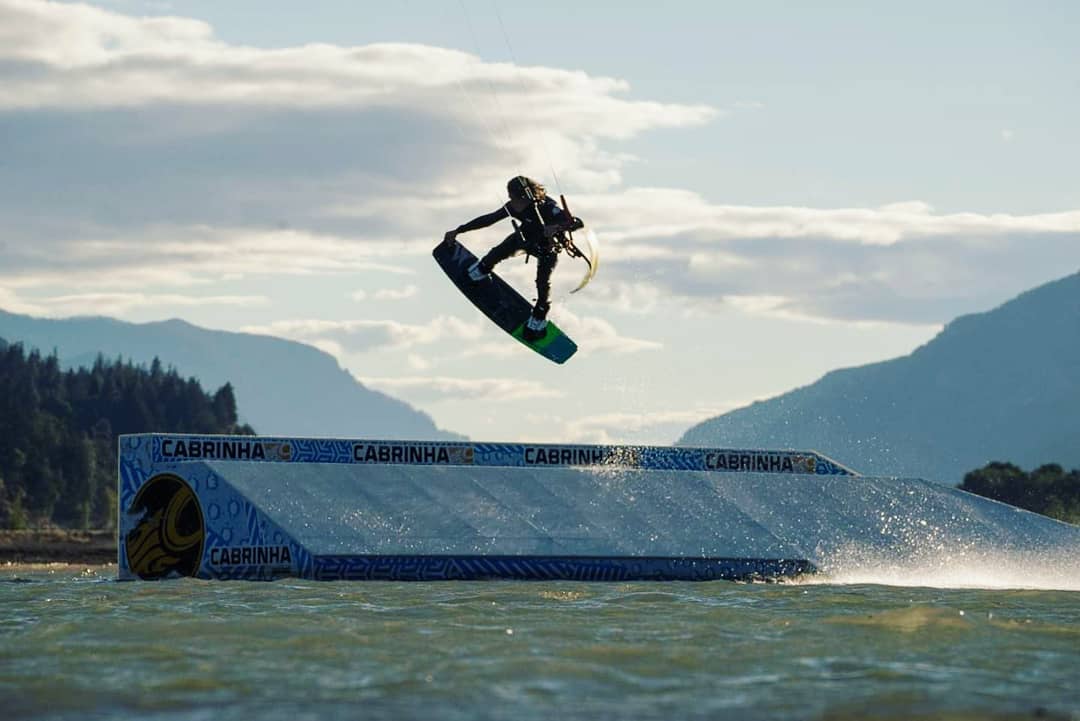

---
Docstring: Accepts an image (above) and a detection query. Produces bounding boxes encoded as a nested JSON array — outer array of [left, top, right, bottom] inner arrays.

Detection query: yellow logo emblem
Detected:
[[125, 474, 205, 579]]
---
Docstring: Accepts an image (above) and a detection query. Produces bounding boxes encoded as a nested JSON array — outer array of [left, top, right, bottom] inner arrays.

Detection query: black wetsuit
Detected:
[[454, 196, 568, 314]]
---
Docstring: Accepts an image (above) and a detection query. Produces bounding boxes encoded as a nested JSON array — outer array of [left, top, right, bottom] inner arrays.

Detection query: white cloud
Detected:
[[554, 308, 663, 355], [455, 340, 523, 361], [0, 0, 714, 148], [358, 375, 563, 403], [0, 0, 1077, 336], [0, 0, 719, 328], [722, 294, 939, 330], [406, 353, 430, 371], [581, 191, 1080, 247], [0, 225, 418, 292], [0, 285, 46, 316], [350, 285, 418, 303], [242, 315, 486, 354], [25, 292, 268, 317], [567, 191, 1080, 324], [533, 405, 746, 445], [373, 285, 419, 301], [582, 281, 665, 315], [291, 311, 648, 368]]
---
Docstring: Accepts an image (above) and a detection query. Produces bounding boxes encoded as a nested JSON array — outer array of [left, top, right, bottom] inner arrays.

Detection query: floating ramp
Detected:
[[117, 434, 1080, 582]]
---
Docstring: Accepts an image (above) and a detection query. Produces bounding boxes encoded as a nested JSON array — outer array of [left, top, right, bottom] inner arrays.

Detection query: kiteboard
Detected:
[[433, 240, 578, 364]]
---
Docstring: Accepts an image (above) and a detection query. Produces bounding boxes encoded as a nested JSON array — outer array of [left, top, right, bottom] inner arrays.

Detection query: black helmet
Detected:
[[507, 175, 544, 202]]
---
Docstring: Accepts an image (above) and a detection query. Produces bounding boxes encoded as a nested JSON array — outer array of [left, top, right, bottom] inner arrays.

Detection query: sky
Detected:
[[1, 0, 1078, 444]]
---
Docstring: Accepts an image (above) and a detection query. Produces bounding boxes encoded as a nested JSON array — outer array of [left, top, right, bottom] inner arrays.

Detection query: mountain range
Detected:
[[679, 271, 1080, 482], [3, 271, 1077, 480], [0, 311, 463, 441]]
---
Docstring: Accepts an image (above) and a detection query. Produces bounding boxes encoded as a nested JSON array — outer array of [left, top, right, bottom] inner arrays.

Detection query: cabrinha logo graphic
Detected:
[[125, 474, 205, 579]]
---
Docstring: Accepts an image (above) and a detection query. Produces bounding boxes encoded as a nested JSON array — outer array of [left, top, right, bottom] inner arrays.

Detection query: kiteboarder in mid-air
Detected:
[[442, 176, 583, 340]]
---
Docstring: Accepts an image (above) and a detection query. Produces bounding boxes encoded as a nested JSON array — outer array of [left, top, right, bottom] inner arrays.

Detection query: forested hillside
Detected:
[[0, 342, 252, 529]]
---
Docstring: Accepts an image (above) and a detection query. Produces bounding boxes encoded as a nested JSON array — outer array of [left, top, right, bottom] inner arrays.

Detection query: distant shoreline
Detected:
[[0, 529, 115, 565]]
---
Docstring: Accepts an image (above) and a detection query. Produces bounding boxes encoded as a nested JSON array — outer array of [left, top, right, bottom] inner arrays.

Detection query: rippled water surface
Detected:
[[2, 565, 1078, 720]]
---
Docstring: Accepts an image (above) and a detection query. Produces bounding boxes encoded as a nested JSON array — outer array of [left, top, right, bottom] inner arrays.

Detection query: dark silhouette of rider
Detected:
[[443, 176, 579, 339]]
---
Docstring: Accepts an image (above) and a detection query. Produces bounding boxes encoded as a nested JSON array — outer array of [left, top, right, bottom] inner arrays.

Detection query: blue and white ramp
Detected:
[[117, 434, 1080, 582]]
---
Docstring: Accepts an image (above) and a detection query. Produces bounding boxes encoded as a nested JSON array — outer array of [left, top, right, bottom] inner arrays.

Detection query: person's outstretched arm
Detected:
[[444, 206, 509, 244]]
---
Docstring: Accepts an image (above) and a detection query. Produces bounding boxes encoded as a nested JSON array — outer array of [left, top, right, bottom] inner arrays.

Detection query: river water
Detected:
[[2, 563, 1078, 720]]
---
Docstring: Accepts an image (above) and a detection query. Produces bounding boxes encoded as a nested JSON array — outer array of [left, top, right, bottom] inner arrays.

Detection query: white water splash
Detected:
[[804, 543, 1080, 591]]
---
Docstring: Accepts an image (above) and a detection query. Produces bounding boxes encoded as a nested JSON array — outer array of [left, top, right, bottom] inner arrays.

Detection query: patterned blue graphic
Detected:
[[118, 445, 311, 581], [290, 438, 357, 464], [118, 433, 843, 582], [312, 555, 814, 582], [133, 433, 857, 476]]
